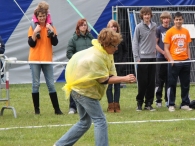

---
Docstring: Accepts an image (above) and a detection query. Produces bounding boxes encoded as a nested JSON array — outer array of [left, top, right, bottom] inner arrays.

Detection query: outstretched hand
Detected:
[[124, 74, 136, 83]]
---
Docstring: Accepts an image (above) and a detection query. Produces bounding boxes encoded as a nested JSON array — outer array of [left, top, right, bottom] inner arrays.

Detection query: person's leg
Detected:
[[68, 95, 77, 114], [167, 63, 179, 107], [72, 91, 108, 146], [106, 84, 114, 103], [41, 64, 56, 93], [114, 83, 121, 112], [54, 91, 92, 146], [145, 58, 156, 110], [55, 90, 108, 146], [161, 62, 168, 104], [156, 58, 165, 104], [30, 64, 41, 114], [42, 64, 63, 114], [179, 62, 191, 106], [30, 64, 41, 93], [136, 62, 148, 110], [106, 84, 114, 112]]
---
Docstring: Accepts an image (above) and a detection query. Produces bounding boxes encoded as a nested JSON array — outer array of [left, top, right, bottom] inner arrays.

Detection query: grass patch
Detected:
[[0, 83, 195, 146]]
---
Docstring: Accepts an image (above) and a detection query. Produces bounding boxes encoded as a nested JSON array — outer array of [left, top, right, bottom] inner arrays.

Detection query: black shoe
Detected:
[[36, 32, 41, 39], [144, 105, 156, 111], [47, 29, 54, 38], [35, 108, 40, 115], [55, 110, 63, 115], [136, 105, 142, 111]]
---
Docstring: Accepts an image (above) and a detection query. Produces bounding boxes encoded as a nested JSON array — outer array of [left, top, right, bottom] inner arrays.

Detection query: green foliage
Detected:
[[0, 83, 195, 146]]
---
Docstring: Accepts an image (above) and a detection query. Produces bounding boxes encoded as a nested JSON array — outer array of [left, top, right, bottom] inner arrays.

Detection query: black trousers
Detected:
[[167, 61, 191, 106], [155, 58, 168, 103], [136, 58, 156, 106], [69, 95, 77, 110]]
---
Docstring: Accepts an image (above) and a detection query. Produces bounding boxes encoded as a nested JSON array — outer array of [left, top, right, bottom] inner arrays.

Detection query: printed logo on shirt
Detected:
[[161, 32, 166, 42], [174, 39, 186, 54], [171, 34, 186, 41]]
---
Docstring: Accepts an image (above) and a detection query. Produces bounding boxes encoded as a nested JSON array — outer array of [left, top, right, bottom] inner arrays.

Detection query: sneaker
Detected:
[[68, 108, 77, 114], [156, 102, 162, 108], [144, 105, 156, 111], [180, 105, 193, 111], [168, 106, 175, 112], [136, 105, 142, 111]]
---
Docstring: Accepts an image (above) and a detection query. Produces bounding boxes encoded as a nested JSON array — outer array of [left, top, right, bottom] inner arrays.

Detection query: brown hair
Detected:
[[139, 7, 153, 19], [75, 18, 89, 36], [160, 11, 172, 23], [98, 28, 122, 47], [107, 19, 120, 33], [34, 1, 49, 18], [34, 8, 48, 18], [37, 1, 49, 10]]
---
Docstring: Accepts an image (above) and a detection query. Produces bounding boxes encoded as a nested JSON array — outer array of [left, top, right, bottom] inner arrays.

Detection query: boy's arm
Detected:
[[132, 26, 140, 62], [187, 43, 191, 59], [156, 38, 167, 59], [164, 43, 173, 64]]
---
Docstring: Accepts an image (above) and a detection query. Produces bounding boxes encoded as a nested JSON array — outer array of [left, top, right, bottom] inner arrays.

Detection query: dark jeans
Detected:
[[69, 95, 77, 110], [106, 83, 120, 103], [167, 61, 191, 106], [136, 58, 156, 106], [155, 58, 168, 103]]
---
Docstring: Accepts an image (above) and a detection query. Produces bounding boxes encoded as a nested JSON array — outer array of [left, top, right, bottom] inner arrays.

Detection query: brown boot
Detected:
[[114, 102, 121, 113], [107, 103, 114, 113]]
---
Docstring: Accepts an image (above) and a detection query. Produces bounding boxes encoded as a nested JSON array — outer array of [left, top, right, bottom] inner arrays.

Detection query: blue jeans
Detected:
[[30, 64, 56, 93], [55, 90, 108, 146], [106, 83, 120, 103]]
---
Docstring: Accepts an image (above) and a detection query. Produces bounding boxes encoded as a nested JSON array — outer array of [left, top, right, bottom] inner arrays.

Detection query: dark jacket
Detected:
[[66, 32, 94, 59], [114, 35, 128, 76]]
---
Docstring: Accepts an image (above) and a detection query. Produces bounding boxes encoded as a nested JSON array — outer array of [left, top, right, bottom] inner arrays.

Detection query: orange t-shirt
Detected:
[[164, 26, 191, 60], [28, 26, 57, 61]]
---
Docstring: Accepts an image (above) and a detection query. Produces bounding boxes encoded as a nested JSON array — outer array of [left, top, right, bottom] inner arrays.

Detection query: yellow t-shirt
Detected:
[[62, 39, 117, 100], [28, 26, 57, 61], [164, 26, 191, 60]]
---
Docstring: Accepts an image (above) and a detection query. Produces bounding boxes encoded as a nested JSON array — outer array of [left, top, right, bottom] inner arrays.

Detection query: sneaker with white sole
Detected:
[[156, 102, 162, 108], [144, 105, 156, 111], [180, 105, 193, 111], [68, 108, 77, 114], [168, 106, 175, 112]]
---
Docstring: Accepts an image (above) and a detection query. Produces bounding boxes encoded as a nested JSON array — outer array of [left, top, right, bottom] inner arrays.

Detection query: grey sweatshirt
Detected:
[[132, 20, 156, 62]]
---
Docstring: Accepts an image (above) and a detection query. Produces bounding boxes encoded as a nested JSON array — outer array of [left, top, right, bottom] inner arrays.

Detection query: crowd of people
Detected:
[[132, 7, 192, 112], [1, 1, 194, 145]]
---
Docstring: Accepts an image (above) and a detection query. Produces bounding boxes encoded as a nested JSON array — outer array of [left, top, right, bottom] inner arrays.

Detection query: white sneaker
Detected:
[[180, 105, 193, 111], [169, 106, 175, 112], [68, 108, 77, 114], [156, 102, 162, 108]]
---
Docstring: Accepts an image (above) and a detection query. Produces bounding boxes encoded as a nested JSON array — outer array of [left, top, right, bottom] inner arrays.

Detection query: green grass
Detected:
[[0, 83, 195, 146]]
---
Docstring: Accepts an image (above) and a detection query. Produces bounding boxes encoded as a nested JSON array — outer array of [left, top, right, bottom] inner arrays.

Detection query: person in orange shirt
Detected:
[[164, 12, 192, 112], [28, 3, 63, 115]]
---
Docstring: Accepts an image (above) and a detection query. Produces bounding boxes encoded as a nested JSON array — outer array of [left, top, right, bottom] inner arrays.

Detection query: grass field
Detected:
[[0, 83, 195, 146]]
